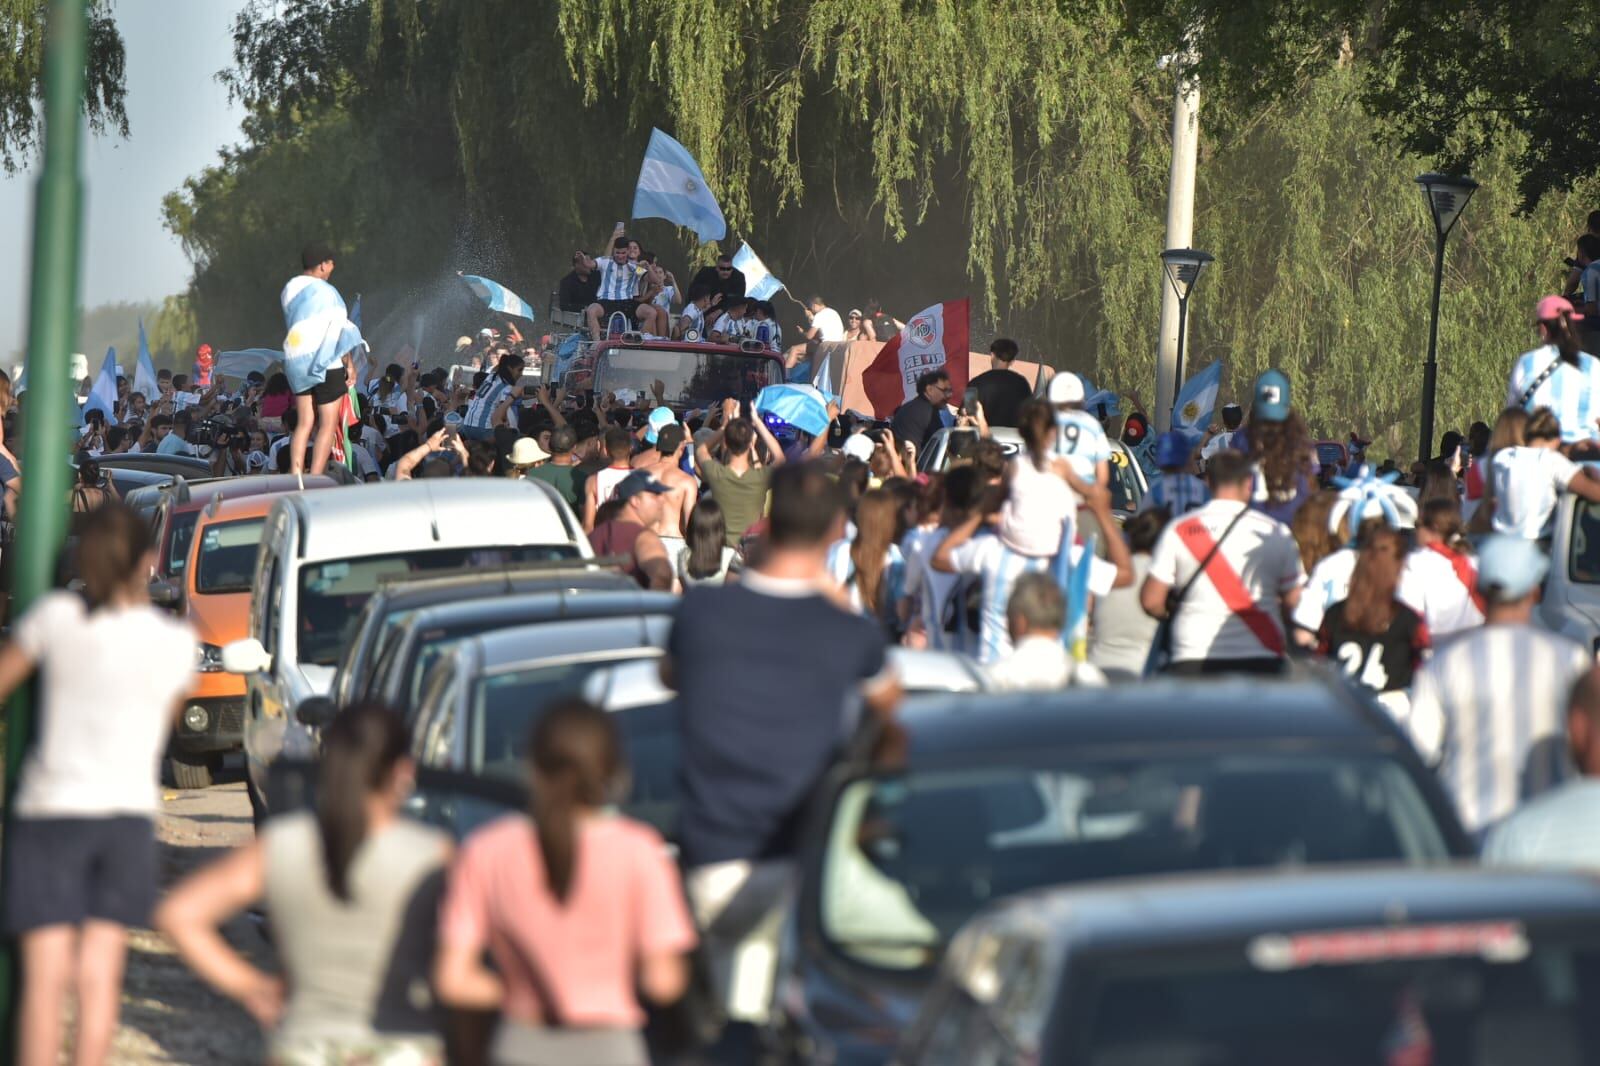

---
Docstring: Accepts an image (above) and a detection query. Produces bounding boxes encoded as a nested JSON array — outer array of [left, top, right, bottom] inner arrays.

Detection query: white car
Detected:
[[1541, 491, 1600, 654], [222, 478, 590, 813]]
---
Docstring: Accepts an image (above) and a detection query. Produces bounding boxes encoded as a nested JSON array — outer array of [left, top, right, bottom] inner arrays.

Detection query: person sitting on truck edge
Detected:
[[751, 300, 783, 354], [559, 251, 599, 314], [586, 237, 648, 342], [710, 296, 751, 343], [678, 285, 715, 341]]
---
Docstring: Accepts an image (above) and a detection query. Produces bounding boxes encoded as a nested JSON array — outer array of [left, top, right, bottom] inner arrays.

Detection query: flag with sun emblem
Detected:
[[280, 275, 365, 396], [632, 128, 727, 243], [1173, 360, 1221, 445]]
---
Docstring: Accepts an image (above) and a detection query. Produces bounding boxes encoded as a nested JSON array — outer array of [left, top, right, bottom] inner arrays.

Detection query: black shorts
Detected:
[[596, 299, 639, 320], [3, 816, 156, 933], [297, 365, 348, 406]]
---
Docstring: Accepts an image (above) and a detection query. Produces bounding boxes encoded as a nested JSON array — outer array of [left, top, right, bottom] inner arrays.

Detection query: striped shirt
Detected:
[[1407, 623, 1590, 834], [1054, 411, 1112, 482], [1507, 344, 1600, 444], [594, 258, 639, 303], [464, 376, 512, 429], [948, 533, 1115, 664], [680, 303, 707, 338], [1482, 778, 1600, 869], [1140, 472, 1209, 517]]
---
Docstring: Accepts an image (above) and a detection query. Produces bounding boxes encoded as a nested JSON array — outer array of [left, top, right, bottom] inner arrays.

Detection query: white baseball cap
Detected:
[[841, 433, 876, 462], [1047, 371, 1085, 405]]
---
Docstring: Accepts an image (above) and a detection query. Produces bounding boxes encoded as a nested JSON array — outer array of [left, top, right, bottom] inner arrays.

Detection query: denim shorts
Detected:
[[3, 815, 156, 933]]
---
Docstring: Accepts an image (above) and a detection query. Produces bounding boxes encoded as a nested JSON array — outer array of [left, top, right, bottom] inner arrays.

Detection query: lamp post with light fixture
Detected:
[[1160, 247, 1214, 417], [1415, 172, 1478, 463]]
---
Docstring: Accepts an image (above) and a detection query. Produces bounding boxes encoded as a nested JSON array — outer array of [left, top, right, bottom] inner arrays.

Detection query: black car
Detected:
[[894, 866, 1600, 1065], [769, 675, 1473, 1065]]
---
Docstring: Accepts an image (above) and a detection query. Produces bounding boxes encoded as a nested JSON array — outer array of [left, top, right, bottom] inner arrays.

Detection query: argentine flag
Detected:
[[83, 347, 119, 426], [461, 274, 536, 322], [281, 275, 365, 395], [632, 128, 727, 244], [135, 318, 161, 402], [1173, 360, 1222, 445], [732, 242, 784, 300]]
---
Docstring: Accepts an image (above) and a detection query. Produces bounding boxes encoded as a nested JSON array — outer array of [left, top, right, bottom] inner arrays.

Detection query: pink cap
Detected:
[[1536, 294, 1582, 322]]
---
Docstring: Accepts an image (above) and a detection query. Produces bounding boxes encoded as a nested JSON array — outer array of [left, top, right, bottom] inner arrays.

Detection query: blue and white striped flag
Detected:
[[460, 274, 536, 321], [350, 293, 363, 331], [632, 128, 727, 243], [135, 317, 160, 402], [732, 242, 784, 300], [1055, 526, 1096, 663], [280, 275, 365, 395], [83, 347, 119, 426], [1173, 360, 1222, 445]]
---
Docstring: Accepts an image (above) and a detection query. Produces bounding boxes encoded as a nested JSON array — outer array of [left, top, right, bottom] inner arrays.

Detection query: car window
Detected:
[[1571, 500, 1600, 583], [168, 510, 200, 575], [1107, 448, 1142, 511], [819, 754, 1450, 972], [194, 518, 266, 594], [260, 553, 281, 657], [1081, 930, 1600, 1065]]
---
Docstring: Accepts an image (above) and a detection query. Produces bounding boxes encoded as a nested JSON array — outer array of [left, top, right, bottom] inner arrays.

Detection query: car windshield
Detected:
[[1107, 448, 1142, 511], [167, 510, 199, 575], [194, 518, 265, 594], [819, 753, 1449, 971], [470, 654, 659, 781], [1570, 500, 1600, 583], [1080, 929, 1600, 1064], [594, 345, 780, 409], [296, 546, 578, 666]]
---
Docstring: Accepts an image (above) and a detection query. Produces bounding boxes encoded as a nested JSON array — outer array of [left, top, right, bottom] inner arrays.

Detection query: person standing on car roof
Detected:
[[661, 463, 902, 1031], [965, 338, 1032, 428]]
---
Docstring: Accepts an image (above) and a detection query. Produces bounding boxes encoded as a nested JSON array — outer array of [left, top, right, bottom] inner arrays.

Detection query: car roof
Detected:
[[403, 588, 677, 634], [895, 676, 1394, 765], [279, 478, 585, 561], [372, 565, 636, 616], [169, 474, 339, 513], [887, 647, 987, 693], [193, 493, 280, 525], [969, 866, 1600, 958], [471, 614, 673, 674]]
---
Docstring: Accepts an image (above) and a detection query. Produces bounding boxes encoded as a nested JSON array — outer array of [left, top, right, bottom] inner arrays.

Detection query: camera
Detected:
[[188, 418, 228, 448]]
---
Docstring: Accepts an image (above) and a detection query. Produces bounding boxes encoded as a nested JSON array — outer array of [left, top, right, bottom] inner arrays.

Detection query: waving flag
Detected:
[[83, 347, 119, 426], [1056, 527, 1097, 663], [861, 299, 970, 418], [281, 275, 365, 395], [134, 318, 160, 402], [216, 349, 283, 381], [460, 274, 536, 322], [754, 383, 831, 437], [1173, 360, 1221, 445], [632, 128, 727, 243], [732, 242, 784, 300]]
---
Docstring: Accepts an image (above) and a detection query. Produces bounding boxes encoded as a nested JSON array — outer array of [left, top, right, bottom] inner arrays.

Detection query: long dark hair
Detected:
[[1017, 400, 1055, 469], [316, 704, 410, 903], [1246, 409, 1314, 500], [77, 502, 150, 610], [264, 372, 291, 397], [685, 498, 728, 579], [1540, 311, 1584, 366], [850, 488, 905, 617], [1343, 525, 1405, 636], [529, 700, 621, 905]]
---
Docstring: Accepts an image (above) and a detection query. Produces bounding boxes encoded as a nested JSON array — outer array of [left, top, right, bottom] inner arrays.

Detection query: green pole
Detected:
[[0, 0, 91, 1048]]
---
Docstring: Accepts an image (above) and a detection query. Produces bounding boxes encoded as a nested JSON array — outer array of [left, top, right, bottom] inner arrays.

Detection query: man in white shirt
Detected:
[[1199, 403, 1244, 467], [802, 296, 845, 344], [1490, 407, 1600, 538], [985, 573, 1105, 690], [1140, 449, 1305, 674]]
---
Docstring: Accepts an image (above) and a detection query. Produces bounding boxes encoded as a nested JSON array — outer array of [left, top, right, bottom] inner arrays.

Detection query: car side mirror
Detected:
[[295, 697, 337, 730], [148, 579, 181, 607], [221, 637, 272, 676]]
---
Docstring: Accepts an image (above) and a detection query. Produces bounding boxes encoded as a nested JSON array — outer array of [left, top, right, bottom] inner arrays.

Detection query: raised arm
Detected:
[[932, 511, 985, 574], [751, 404, 787, 468]]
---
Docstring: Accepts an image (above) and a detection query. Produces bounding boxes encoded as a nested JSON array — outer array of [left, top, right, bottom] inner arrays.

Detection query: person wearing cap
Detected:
[[632, 406, 680, 469], [1483, 665, 1600, 870], [1199, 403, 1244, 466], [526, 425, 583, 511], [891, 368, 954, 453], [1407, 534, 1592, 837], [1140, 432, 1209, 517], [844, 309, 875, 342], [966, 338, 1031, 429], [588, 470, 673, 590], [558, 251, 600, 313], [1508, 295, 1600, 448], [1237, 368, 1317, 524], [1488, 406, 1600, 539], [1047, 372, 1112, 487]]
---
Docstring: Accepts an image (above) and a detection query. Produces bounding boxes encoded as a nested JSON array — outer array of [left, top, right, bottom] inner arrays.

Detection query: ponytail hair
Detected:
[[316, 703, 410, 903], [1542, 312, 1584, 365], [1420, 498, 1470, 554], [1017, 400, 1056, 469], [529, 699, 621, 904], [77, 502, 151, 610]]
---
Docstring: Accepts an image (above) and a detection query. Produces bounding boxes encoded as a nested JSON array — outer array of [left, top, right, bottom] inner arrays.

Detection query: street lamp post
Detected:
[[1415, 172, 1478, 463], [1160, 247, 1214, 415]]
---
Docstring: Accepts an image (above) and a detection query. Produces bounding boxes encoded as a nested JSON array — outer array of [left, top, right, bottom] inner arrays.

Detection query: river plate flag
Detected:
[[632, 128, 727, 244], [460, 274, 536, 322], [860, 299, 970, 419], [732, 242, 784, 300], [1173, 359, 1221, 445]]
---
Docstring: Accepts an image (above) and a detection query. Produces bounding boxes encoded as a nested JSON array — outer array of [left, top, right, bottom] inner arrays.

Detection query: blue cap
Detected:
[[1155, 431, 1192, 469], [1476, 534, 1549, 601], [645, 406, 677, 444], [1253, 369, 1292, 423]]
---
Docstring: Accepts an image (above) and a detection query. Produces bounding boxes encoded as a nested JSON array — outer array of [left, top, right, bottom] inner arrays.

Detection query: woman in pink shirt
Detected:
[[435, 699, 696, 1065]]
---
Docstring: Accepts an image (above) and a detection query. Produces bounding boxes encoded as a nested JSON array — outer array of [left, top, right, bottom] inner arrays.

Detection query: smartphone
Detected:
[[961, 388, 980, 416]]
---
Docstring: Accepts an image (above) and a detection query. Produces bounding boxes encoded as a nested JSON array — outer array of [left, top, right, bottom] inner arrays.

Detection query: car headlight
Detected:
[[196, 643, 224, 672], [183, 704, 210, 733]]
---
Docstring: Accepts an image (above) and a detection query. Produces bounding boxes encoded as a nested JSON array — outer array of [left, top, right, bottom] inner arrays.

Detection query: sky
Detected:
[[0, 0, 247, 355]]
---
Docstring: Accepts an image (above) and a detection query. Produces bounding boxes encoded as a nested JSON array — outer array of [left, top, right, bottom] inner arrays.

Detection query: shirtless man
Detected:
[[641, 424, 699, 570]]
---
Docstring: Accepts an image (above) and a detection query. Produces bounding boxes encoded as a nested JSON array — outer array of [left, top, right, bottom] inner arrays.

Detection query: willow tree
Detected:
[[0, 0, 126, 172]]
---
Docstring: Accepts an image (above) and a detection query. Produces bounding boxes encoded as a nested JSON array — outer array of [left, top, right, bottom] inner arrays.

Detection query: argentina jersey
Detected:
[[1054, 409, 1112, 482], [1508, 343, 1600, 444], [465, 376, 511, 429]]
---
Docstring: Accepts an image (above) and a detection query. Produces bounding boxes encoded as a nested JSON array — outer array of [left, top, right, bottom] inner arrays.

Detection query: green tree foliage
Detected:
[[0, 0, 127, 172]]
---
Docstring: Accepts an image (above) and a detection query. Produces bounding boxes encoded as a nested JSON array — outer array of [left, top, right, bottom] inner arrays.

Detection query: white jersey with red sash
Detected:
[[1147, 498, 1305, 663], [1399, 544, 1485, 641]]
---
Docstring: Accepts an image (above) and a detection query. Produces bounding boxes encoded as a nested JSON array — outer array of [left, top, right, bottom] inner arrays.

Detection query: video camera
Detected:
[[188, 418, 234, 449]]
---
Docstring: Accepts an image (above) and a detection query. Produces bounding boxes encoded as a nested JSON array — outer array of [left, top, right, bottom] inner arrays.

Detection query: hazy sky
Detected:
[[0, 0, 247, 354]]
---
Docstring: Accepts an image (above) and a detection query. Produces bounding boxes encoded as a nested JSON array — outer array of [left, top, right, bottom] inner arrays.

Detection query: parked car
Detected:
[[222, 478, 590, 813], [894, 866, 1600, 1065], [1541, 494, 1600, 654], [96, 451, 212, 480], [766, 674, 1472, 1065]]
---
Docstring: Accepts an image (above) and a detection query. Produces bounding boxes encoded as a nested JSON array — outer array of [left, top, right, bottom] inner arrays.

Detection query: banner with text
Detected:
[[860, 299, 970, 418]]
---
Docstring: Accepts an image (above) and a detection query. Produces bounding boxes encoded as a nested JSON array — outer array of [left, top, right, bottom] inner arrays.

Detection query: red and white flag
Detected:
[[861, 299, 970, 418]]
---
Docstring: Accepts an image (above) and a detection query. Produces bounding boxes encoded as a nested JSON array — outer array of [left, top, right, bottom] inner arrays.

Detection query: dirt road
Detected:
[[110, 774, 267, 1064]]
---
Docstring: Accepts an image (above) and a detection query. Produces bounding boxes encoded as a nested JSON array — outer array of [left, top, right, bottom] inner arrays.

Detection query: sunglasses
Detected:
[[717, 265, 732, 272]]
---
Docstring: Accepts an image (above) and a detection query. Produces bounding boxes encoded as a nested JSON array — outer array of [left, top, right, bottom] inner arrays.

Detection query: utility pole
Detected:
[[1154, 52, 1199, 434], [0, 0, 90, 1045]]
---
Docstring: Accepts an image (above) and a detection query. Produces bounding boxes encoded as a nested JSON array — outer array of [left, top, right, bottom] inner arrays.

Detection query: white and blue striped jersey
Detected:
[[464, 375, 512, 429], [680, 303, 707, 338], [1507, 344, 1600, 444], [1140, 472, 1209, 516], [949, 533, 1116, 663], [1054, 410, 1112, 482], [595, 258, 640, 302]]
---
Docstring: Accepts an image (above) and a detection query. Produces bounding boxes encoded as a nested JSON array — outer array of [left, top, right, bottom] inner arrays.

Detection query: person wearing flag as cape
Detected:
[[280, 242, 365, 475]]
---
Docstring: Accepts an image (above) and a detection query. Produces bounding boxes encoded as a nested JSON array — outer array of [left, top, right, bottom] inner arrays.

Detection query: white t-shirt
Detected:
[[1400, 546, 1484, 639], [811, 307, 846, 342], [901, 526, 966, 652], [1491, 446, 1580, 539], [1147, 499, 1305, 662], [12, 592, 195, 818], [1054, 410, 1112, 482]]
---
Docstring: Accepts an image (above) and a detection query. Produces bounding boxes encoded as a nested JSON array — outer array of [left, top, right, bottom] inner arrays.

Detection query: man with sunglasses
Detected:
[[891, 368, 954, 452], [690, 252, 746, 301]]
